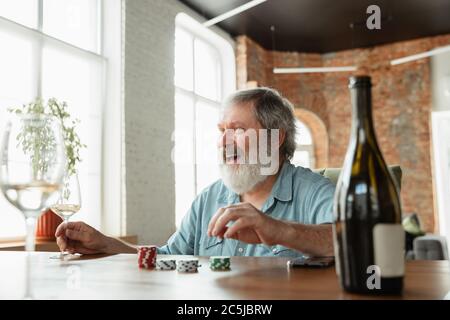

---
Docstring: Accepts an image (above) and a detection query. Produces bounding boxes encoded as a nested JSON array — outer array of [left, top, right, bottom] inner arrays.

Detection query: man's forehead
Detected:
[[220, 101, 257, 123]]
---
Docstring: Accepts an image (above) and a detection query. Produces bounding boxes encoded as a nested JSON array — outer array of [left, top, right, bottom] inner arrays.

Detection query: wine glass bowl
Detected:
[[0, 114, 66, 251], [51, 173, 81, 219], [50, 173, 81, 259]]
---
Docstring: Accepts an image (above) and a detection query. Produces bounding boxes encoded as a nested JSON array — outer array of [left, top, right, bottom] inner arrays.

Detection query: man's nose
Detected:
[[217, 129, 235, 148]]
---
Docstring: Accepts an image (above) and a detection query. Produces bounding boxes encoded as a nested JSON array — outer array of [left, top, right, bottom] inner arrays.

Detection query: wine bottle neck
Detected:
[[350, 86, 376, 141]]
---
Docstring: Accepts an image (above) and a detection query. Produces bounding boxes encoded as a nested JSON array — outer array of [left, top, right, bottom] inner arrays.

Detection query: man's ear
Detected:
[[278, 129, 286, 151]]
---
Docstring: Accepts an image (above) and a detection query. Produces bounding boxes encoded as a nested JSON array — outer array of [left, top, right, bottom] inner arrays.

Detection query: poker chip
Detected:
[[209, 256, 231, 271], [138, 246, 157, 269], [156, 259, 177, 270], [177, 258, 199, 273]]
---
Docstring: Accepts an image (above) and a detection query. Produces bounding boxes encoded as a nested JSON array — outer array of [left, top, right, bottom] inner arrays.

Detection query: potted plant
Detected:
[[9, 98, 86, 240]]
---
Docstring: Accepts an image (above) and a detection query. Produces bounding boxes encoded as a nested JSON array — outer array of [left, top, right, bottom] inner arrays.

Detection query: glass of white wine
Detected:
[[50, 173, 81, 259], [0, 114, 66, 252]]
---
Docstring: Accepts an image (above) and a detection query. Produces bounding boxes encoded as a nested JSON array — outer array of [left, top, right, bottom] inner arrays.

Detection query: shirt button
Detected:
[[272, 248, 277, 253], [238, 247, 244, 253]]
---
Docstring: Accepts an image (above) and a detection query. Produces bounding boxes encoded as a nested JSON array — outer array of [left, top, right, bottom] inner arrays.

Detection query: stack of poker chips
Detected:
[[177, 259, 199, 273], [156, 259, 177, 270], [137, 246, 157, 269], [209, 256, 231, 271]]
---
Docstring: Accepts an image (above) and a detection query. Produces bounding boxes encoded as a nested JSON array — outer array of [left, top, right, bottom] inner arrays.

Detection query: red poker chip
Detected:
[[138, 246, 157, 269]]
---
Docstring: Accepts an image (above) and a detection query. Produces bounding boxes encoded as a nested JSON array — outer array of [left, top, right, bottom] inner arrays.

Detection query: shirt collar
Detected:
[[270, 160, 293, 202], [217, 183, 239, 205]]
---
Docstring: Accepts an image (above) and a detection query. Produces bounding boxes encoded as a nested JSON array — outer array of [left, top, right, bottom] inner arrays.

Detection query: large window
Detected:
[[174, 13, 235, 227], [0, 1, 105, 238], [291, 119, 315, 168]]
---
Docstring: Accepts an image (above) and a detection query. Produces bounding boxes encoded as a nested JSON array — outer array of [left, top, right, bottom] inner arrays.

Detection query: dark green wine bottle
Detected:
[[333, 76, 404, 295]]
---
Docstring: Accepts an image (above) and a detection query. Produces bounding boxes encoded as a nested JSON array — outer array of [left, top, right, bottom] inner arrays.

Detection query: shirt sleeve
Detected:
[[157, 197, 200, 255], [309, 179, 336, 225]]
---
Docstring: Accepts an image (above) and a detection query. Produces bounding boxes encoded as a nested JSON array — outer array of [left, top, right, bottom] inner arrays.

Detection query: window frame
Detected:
[[0, 0, 123, 239], [174, 13, 235, 226]]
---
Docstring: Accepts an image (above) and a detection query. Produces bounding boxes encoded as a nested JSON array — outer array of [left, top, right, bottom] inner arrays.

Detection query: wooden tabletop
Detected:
[[0, 251, 449, 300]]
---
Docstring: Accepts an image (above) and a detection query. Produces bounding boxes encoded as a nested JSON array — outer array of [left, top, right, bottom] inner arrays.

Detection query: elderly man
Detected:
[[56, 87, 335, 257]]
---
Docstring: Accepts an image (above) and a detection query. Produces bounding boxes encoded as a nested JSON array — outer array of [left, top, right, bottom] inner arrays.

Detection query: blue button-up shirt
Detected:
[[158, 161, 335, 257]]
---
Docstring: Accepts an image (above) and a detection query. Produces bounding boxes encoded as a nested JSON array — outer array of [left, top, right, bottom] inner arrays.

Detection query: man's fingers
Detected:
[[207, 207, 226, 237], [56, 236, 67, 252], [65, 221, 86, 231], [66, 241, 99, 255], [208, 203, 251, 237], [212, 208, 241, 237], [55, 223, 66, 237], [221, 203, 245, 209], [223, 217, 251, 238], [55, 221, 85, 237], [215, 226, 228, 239], [66, 228, 90, 243]]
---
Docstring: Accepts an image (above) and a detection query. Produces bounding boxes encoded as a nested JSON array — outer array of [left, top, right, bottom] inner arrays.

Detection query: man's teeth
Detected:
[[226, 154, 238, 160]]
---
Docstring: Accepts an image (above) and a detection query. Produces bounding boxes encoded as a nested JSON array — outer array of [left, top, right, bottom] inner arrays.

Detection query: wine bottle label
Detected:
[[373, 224, 405, 277]]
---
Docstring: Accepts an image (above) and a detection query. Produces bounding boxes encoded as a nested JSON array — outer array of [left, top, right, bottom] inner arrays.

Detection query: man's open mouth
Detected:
[[224, 152, 241, 163]]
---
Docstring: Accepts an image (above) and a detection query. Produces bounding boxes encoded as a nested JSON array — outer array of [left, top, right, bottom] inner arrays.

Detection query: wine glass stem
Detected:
[[25, 216, 37, 252], [24, 251, 33, 299], [62, 217, 69, 255]]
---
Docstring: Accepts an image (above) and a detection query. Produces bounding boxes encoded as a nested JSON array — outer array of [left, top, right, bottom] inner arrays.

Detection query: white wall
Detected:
[[431, 51, 450, 111], [123, 0, 234, 245]]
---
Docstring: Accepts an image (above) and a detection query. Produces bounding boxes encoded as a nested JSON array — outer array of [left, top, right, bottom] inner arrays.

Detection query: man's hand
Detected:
[[207, 202, 285, 245], [206, 202, 335, 257], [55, 221, 111, 255]]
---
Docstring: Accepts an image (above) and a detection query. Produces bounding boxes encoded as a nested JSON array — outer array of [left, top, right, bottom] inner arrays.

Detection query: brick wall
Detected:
[[237, 34, 450, 232]]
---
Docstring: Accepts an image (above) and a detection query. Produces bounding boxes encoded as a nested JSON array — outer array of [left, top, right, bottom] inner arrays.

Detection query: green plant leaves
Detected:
[[8, 97, 86, 176]]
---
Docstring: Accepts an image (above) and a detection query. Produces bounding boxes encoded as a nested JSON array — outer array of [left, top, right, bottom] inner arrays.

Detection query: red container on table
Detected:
[[36, 209, 63, 241]]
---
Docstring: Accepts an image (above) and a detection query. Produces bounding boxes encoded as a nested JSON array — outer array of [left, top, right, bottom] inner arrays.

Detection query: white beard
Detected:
[[219, 163, 268, 195]]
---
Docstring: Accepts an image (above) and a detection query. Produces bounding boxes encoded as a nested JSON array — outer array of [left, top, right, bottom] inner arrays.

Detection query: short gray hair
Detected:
[[224, 87, 297, 160]]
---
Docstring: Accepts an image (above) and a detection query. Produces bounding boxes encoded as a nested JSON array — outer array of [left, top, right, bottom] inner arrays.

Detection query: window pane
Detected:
[[292, 150, 311, 168], [174, 27, 193, 91], [174, 90, 195, 227], [194, 38, 221, 101], [43, 0, 99, 52], [195, 100, 220, 192], [0, 29, 35, 238], [296, 119, 313, 145], [0, 0, 38, 28], [0, 30, 35, 109], [42, 45, 103, 229]]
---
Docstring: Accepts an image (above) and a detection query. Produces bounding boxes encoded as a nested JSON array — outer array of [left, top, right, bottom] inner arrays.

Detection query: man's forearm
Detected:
[[277, 221, 334, 257], [104, 236, 138, 254]]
